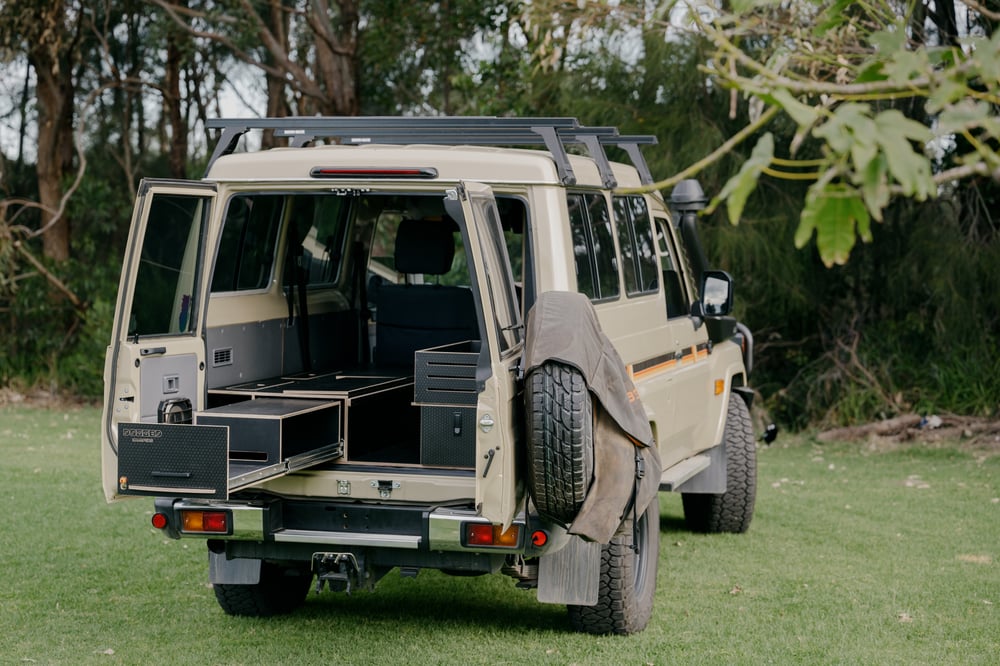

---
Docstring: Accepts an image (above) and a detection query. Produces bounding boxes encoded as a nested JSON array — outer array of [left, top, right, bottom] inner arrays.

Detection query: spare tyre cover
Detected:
[[523, 291, 661, 543]]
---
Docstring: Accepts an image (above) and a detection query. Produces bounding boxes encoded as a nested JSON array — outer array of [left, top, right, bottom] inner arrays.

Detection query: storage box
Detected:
[[414, 340, 480, 406], [196, 398, 341, 465]]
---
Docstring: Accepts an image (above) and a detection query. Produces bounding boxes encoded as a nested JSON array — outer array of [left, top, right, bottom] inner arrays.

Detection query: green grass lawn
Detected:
[[1, 404, 997, 665]]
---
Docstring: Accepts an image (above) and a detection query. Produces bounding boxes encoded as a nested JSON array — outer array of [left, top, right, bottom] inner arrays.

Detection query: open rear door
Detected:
[[101, 180, 217, 500], [445, 182, 525, 527], [102, 180, 347, 501]]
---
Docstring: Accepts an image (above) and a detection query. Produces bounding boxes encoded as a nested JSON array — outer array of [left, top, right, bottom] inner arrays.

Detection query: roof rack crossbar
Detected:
[[203, 117, 657, 186]]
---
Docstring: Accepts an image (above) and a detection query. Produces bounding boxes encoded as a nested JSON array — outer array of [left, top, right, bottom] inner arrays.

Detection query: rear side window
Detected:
[[212, 195, 282, 292], [613, 196, 659, 297], [287, 194, 350, 288], [567, 192, 620, 302]]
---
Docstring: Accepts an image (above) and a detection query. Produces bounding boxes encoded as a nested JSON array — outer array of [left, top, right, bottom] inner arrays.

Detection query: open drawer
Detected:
[[117, 398, 342, 500]]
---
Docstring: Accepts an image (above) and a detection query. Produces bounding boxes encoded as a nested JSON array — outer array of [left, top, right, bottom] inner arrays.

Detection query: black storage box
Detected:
[[414, 340, 480, 406], [196, 398, 341, 465]]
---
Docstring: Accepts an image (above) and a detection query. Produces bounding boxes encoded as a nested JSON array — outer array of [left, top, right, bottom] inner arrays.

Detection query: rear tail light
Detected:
[[180, 510, 229, 534], [465, 523, 520, 548]]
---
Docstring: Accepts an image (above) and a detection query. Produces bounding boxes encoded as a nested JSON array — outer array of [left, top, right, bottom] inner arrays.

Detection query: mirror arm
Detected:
[[690, 300, 705, 330]]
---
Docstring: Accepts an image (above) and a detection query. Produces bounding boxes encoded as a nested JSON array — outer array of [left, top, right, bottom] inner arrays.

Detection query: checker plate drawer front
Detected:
[[117, 423, 228, 500], [414, 341, 479, 406], [420, 406, 476, 467]]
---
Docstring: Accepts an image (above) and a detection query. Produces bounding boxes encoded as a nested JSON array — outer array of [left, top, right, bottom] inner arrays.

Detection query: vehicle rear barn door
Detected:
[[102, 180, 217, 501], [445, 182, 525, 527]]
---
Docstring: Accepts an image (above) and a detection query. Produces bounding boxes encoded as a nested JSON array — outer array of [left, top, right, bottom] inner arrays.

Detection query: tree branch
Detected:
[[617, 105, 780, 194]]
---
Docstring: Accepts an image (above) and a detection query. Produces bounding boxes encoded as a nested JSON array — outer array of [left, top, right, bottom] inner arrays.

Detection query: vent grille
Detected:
[[212, 347, 233, 367]]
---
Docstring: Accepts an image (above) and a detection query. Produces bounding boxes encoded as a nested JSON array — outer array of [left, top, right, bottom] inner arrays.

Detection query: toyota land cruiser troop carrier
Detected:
[[101, 116, 758, 635]]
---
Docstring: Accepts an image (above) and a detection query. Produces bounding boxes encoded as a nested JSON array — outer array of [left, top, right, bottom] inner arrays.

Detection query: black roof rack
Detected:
[[203, 116, 657, 187]]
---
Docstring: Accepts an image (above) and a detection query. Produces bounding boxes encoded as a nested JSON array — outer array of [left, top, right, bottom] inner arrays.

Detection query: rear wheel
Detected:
[[682, 393, 757, 533], [213, 561, 312, 617], [568, 499, 659, 635], [525, 362, 594, 525]]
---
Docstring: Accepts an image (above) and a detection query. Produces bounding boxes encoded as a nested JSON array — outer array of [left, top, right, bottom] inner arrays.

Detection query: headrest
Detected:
[[394, 218, 456, 275]]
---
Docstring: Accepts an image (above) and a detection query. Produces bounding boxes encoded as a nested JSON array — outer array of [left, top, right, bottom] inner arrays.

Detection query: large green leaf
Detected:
[[796, 186, 871, 267], [713, 132, 775, 225], [874, 110, 934, 200], [813, 103, 872, 155], [857, 154, 889, 222]]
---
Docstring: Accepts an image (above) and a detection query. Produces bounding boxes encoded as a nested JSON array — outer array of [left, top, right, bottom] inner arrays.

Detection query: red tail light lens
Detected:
[[465, 523, 520, 547], [180, 510, 229, 534]]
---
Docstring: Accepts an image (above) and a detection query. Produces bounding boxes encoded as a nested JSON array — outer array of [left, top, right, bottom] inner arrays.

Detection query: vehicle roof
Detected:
[[205, 143, 645, 189]]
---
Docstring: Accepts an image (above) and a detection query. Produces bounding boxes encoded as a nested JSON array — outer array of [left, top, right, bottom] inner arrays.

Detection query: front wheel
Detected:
[[682, 393, 757, 533], [567, 499, 659, 635], [213, 561, 312, 617]]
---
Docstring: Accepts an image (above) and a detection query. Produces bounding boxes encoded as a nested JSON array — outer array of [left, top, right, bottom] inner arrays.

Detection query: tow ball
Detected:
[[312, 552, 363, 594]]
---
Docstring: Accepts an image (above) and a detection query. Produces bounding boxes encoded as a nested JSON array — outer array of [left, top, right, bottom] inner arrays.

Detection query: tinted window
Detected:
[[655, 217, 689, 319], [613, 196, 659, 297], [212, 195, 282, 292], [567, 192, 620, 302], [567, 194, 596, 298], [474, 198, 523, 353], [129, 194, 208, 337], [287, 194, 349, 287]]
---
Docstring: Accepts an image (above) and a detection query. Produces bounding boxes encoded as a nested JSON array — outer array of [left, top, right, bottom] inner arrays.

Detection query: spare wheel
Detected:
[[525, 362, 594, 525]]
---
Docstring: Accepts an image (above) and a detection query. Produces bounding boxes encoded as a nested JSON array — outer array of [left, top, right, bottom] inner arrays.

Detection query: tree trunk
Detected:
[[307, 0, 360, 116], [165, 10, 189, 179], [29, 33, 76, 262], [262, 0, 292, 148]]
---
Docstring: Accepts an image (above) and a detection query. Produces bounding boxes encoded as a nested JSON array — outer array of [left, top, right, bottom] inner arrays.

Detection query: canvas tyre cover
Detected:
[[523, 291, 662, 543]]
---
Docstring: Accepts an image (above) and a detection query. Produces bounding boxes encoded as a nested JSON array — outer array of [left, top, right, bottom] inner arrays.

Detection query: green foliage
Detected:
[[795, 184, 871, 267], [2, 0, 999, 428], [714, 132, 774, 225]]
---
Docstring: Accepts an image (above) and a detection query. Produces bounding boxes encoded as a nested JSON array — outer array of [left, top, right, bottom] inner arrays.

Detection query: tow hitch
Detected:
[[312, 552, 363, 594]]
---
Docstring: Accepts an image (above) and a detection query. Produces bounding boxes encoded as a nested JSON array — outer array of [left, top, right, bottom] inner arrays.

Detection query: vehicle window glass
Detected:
[[585, 193, 620, 300], [212, 195, 282, 292], [370, 212, 402, 277], [474, 198, 523, 353], [613, 196, 659, 297], [655, 217, 689, 319], [369, 209, 469, 287], [287, 194, 349, 287], [567, 192, 620, 302], [128, 193, 209, 337], [567, 193, 596, 299]]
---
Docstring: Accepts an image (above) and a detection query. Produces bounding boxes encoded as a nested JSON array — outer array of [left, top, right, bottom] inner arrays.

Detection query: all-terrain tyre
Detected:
[[525, 362, 594, 525], [682, 393, 756, 533], [213, 561, 313, 617], [567, 499, 659, 635]]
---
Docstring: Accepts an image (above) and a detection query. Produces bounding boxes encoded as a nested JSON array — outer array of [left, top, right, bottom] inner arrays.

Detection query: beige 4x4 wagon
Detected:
[[102, 116, 758, 635]]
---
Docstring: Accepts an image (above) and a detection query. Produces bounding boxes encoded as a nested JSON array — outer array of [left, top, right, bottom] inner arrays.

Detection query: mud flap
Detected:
[[536, 535, 600, 605], [209, 551, 261, 585]]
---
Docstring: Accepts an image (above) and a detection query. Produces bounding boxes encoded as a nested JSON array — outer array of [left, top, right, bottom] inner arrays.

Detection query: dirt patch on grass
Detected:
[[817, 413, 1000, 458]]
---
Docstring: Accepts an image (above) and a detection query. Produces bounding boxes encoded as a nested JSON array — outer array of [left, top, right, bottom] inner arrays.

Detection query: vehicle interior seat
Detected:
[[374, 218, 479, 367]]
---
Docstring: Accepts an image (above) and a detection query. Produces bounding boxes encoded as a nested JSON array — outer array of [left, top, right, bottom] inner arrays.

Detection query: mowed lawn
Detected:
[[1, 404, 997, 665]]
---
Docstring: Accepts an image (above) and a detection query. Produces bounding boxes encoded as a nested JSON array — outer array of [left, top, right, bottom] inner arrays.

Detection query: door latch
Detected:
[[371, 479, 400, 498]]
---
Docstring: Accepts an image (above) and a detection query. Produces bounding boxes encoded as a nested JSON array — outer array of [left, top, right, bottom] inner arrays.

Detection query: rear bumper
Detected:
[[153, 497, 558, 557]]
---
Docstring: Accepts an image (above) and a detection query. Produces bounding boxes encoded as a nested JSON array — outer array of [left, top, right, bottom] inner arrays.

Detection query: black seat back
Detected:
[[375, 219, 479, 367]]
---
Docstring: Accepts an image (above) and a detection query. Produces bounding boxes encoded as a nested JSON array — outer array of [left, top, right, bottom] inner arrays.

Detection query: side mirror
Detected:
[[700, 270, 733, 316]]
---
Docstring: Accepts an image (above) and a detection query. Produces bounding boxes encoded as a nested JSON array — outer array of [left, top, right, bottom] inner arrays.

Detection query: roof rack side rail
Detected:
[[202, 117, 658, 186]]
